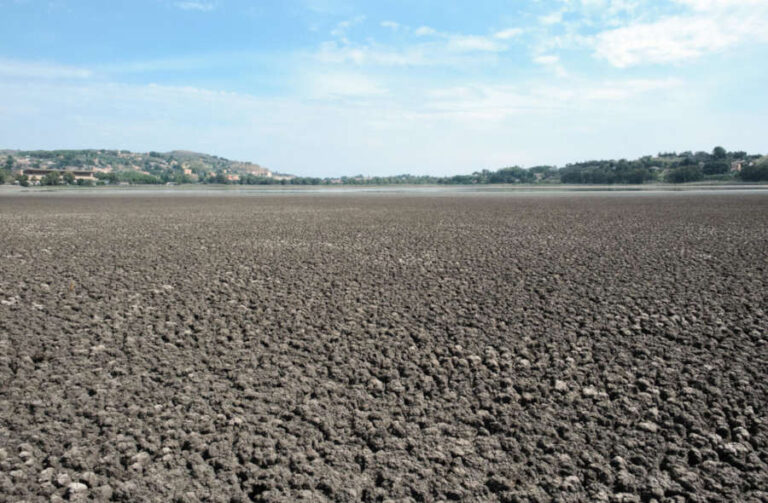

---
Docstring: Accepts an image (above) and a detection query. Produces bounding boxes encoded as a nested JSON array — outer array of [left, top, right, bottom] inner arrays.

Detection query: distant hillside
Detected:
[[0, 148, 292, 184], [1, 146, 766, 186]]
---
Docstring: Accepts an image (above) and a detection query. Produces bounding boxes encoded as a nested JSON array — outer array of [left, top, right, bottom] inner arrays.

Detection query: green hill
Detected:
[[0, 148, 283, 184]]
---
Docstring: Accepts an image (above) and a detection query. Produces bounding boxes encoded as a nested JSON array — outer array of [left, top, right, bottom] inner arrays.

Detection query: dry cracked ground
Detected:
[[1, 192, 767, 503]]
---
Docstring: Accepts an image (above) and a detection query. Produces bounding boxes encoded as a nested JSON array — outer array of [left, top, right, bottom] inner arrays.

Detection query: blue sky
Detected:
[[1, 0, 766, 176]]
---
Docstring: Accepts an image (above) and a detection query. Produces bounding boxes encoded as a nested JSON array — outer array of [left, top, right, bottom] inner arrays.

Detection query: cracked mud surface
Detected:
[[1, 193, 767, 502]]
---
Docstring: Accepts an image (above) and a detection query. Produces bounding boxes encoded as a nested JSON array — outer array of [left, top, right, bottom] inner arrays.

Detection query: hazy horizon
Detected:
[[1, 0, 766, 177]]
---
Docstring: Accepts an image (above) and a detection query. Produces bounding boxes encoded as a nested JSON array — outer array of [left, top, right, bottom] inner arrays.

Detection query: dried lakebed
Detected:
[[1, 193, 767, 502]]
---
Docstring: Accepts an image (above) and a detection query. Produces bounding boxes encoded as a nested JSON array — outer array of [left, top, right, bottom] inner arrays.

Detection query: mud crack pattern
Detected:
[[1, 193, 767, 502]]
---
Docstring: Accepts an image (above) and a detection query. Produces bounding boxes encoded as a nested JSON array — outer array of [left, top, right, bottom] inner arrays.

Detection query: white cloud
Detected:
[[447, 35, 506, 52], [579, 0, 608, 7], [0, 59, 93, 79], [309, 72, 388, 98], [331, 15, 366, 38], [414, 26, 437, 37], [381, 21, 400, 31], [539, 11, 564, 25], [423, 78, 684, 120], [315, 34, 506, 67], [596, 16, 737, 66], [532, 54, 568, 77], [318, 23, 511, 72], [533, 54, 560, 65], [675, 0, 766, 10], [494, 28, 523, 40], [424, 85, 535, 120], [98, 54, 231, 74], [316, 41, 430, 66], [581, 78, 683, 100], [173, 1, 215, 11], [594, 0, 768, 66]]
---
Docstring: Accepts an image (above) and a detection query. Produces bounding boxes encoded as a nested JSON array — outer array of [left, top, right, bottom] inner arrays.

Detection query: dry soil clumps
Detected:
[[1, 193, 767, 502]]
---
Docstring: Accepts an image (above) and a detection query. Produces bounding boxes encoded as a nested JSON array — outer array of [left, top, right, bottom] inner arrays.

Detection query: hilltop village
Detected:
[[0, 149, 291, 186]]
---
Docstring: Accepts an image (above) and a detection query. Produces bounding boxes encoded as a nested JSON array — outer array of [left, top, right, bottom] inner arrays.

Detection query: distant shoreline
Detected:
[[3, 147, 767, 187], [3, 183, 768, 197]]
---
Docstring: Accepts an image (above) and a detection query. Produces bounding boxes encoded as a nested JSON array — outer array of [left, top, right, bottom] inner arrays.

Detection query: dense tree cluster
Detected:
[[40, 171, 62, 186], [740, 162, 768, 182], [666, 165, 704, 183], [558, 147, 765, 184], [0, 155, 13, 184], [238, 174, 324, 185], [559, 161, 657, 184]]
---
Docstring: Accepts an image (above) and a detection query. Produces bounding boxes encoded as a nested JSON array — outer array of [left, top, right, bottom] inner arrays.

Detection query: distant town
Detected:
[[1, 147, 767, 187], [0, 149, 294, 186]]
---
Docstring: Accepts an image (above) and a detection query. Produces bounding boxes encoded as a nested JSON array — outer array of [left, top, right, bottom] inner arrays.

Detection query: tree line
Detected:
[[2, 146, 767, 186], [237, 147, 765, 185]]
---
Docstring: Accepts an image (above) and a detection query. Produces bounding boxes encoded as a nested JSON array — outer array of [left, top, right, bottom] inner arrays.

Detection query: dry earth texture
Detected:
[[1, 193, 767, 503]]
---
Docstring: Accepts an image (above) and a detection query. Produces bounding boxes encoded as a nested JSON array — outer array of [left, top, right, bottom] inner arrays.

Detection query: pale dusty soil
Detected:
[[1, 194, 767, 503]]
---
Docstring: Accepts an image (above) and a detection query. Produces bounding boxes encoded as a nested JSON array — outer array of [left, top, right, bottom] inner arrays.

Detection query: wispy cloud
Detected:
[[423, 78, 683, 120], [174, 1, 215, 11], [539, 11, 564, 25], [414, 26, 437, 37], [593, 0, 768, 66], [595, 17, 728, 67], [494, 28, 523, 40], [675, 0, 766, 10], [318, 19, 515, 70], [533, 54, 560, 65], [330, 15, 366, 38], [98, 55, 219, 74], [0, 58, 93, 79], [316, 26, 509, 68], [316, 41, 430, 66], [581, 78, 683, 100], [380, 21, 401, 31], [447, 35, 506, 52], [309, 72, 388, 98]]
